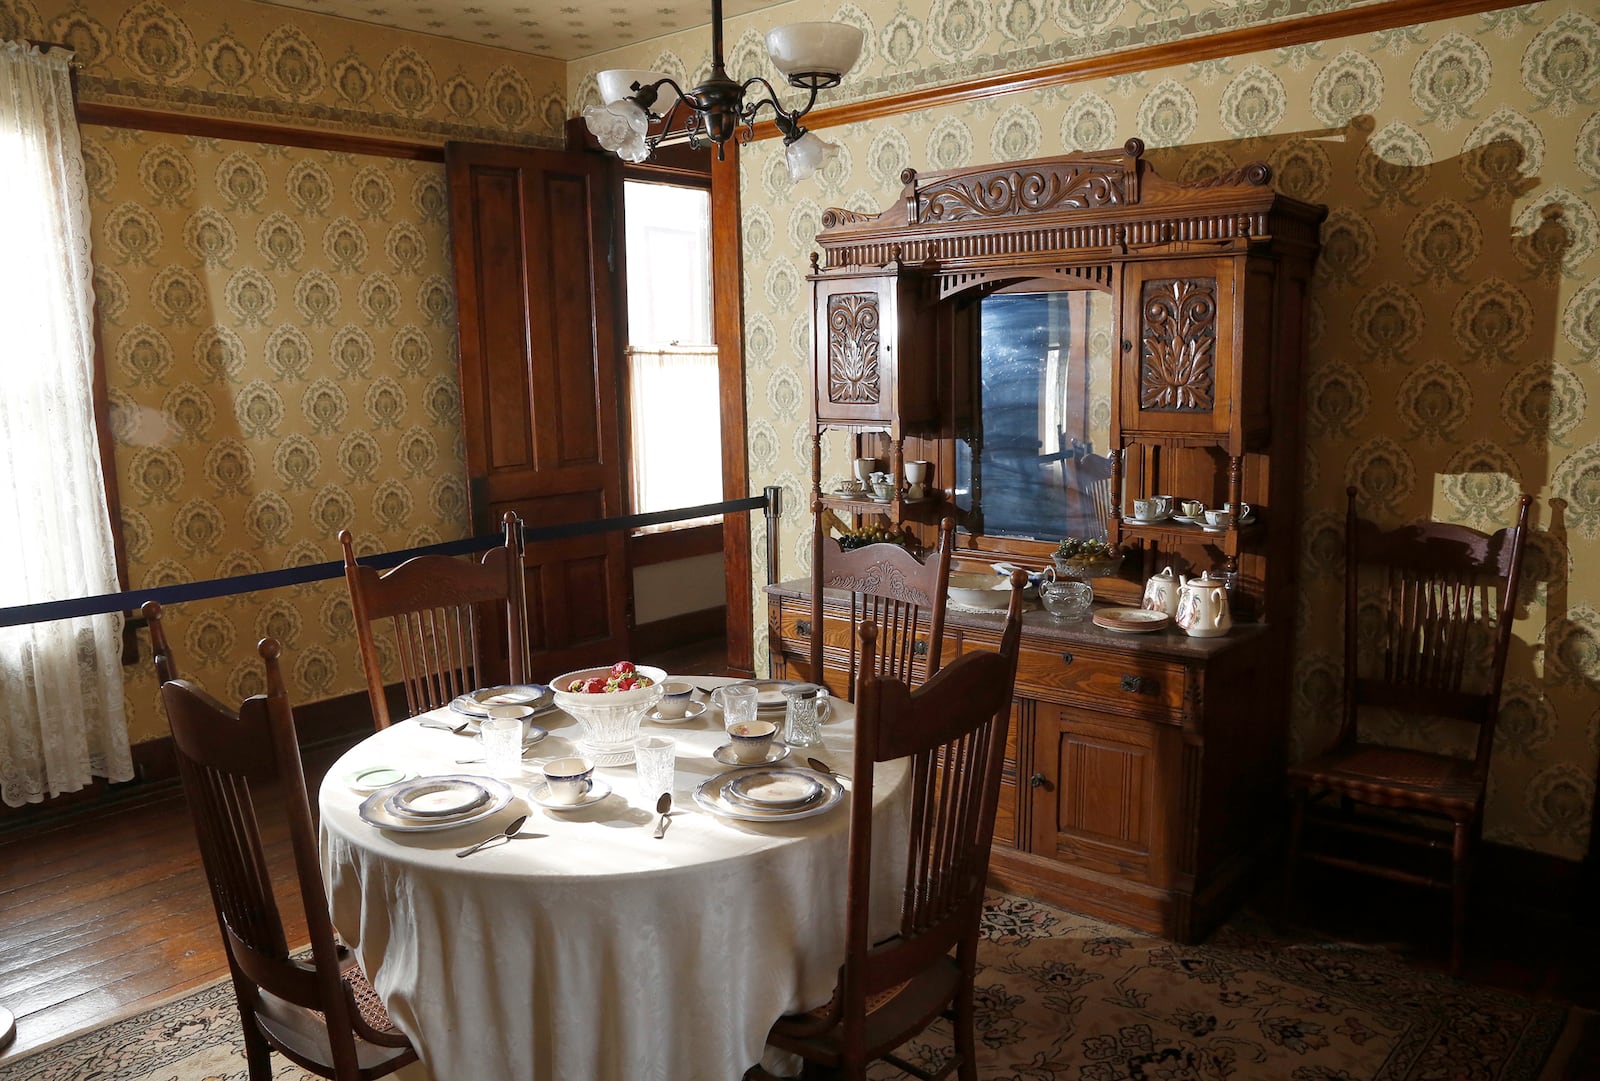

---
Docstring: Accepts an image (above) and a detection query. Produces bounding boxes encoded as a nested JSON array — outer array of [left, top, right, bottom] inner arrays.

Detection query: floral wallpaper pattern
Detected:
[[593, 0, 1600, 861], [88, 130, 467, 742], [1, 0, 567, 146]]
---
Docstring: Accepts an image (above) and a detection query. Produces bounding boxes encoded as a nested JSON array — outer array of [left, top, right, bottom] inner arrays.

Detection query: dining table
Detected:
[[317, 677, 911, 1081]]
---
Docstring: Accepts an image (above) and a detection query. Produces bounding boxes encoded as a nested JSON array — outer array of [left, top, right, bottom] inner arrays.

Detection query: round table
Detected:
[[318, 682, 909, 1081]]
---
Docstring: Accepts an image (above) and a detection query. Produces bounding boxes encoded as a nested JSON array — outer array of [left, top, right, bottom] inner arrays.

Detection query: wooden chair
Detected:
[[810, 516, 955, 702], [158, 639, 417, 1081], [758, 571, 1026, 1081], [141, 599, 178, 683], [1284, 486, 1532, 973], [342, 512, 527, 729]]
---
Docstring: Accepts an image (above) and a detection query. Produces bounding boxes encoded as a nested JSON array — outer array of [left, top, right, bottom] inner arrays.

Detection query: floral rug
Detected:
[[0, 894, 1574, 1081]]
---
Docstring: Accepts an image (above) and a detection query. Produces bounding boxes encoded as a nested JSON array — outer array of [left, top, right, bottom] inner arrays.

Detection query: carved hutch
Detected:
[[766, 141, 1325, 940]]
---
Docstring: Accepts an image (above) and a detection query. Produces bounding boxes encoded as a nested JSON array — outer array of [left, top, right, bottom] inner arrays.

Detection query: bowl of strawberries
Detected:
[[551, 661, 667, 764]]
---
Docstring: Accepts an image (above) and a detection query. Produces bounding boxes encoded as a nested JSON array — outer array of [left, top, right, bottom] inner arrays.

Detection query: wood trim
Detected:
[[74, 102, 446, 162], [712, 142, 755, 677], [632, 522, 725, 566], [750, 0, 1528, 141], [633, 606, 727, 656]]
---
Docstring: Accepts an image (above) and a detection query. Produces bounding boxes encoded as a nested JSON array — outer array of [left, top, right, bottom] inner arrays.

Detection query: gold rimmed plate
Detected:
[[1092, 608, 1172, 634]]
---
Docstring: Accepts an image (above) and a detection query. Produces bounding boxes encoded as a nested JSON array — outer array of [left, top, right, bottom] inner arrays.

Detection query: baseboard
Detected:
[[634, 606, 726, 656], [0, 686, 389, 835]]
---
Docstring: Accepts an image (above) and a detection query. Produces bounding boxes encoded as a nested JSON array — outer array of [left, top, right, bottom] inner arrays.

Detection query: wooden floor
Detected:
[[2, 632, 1597, 1075], [0, 635, 732, 1066]]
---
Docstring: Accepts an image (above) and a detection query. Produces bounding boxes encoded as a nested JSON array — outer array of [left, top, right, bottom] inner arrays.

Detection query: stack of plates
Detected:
[[449, 685, 553, 719], [357, 774, 514, 832], [693, 767, 844, 823], [1092, 608, 1171, 633]]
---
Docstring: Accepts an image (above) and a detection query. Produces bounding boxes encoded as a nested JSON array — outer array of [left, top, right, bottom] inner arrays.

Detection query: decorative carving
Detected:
[[1184, 161, 1273, 189], [820, 207, 880, 229], [1139, 278, 1217, 412], [826, 293, 881, 405], [824, 557, 931, 607], [918, 165, 1129, 223]]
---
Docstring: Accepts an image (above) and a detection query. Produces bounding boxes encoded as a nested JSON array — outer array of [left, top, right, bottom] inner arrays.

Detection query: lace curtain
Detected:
[[0, 41, 131, 806], [627, 346, 723, 529]]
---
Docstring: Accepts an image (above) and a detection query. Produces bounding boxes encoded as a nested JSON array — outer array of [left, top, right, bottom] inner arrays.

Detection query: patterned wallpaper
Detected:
[[595, 0, 1600, 861], [1, 0, 568, 145], [88, 131, 467, 743]]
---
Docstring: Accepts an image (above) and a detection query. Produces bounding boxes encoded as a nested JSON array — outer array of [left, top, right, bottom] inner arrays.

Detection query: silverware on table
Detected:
[[653, 792, 673, 839], [807, 756, 851, 782], [456, 814, 529, 858], [421, 719, 473, 735]]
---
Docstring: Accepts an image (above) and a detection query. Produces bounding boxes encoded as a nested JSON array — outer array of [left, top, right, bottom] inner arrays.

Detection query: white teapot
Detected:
[[1141, 566, 1184, 617], [1175, 572, 1233, 638]]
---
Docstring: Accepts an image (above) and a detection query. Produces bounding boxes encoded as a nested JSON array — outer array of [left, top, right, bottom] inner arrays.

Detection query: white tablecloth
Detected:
[[318, 681, 910, 1081]]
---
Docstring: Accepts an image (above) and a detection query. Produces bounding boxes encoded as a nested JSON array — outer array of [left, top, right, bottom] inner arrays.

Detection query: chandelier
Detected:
[[583, 0, 863, 182]]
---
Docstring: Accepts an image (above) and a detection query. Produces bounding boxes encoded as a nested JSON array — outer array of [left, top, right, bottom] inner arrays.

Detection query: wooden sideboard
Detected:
[[767, 579, 1281, 943]]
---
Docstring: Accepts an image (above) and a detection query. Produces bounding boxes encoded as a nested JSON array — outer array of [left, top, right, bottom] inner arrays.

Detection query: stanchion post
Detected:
[[763, 486, 782, 586]]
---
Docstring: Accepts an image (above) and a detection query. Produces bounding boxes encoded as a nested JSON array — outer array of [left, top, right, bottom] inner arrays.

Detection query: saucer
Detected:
[[645, 700, 708, 725], [1199, 523, 1228, 533], [712, 741, 790, 767], [1128, 515, 1167, 525], [527, 777, 612, 811], [344, 764, 416, 793], [1171, 514, 1201, 525]]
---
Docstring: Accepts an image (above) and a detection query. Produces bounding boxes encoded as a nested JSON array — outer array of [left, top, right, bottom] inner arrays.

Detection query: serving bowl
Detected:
[[947, 572, 1019, 610], [551, 665, 667, 760]]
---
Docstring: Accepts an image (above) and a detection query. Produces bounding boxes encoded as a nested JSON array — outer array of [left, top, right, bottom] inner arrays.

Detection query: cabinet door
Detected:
[[1120, 258, 1239, 437], [814, 274, 897, 426], [1030, 703, 1178, 887]]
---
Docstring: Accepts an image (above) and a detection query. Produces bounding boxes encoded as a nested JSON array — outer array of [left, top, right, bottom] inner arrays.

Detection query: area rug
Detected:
[[0, 894, 1573, 1081]]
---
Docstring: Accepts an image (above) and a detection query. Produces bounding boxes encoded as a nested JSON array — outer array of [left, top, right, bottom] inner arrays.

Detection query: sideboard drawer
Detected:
[[1015, 643, 1185, 718]]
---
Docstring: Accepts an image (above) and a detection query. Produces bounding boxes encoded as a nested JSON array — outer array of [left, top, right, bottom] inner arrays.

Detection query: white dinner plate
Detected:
[[388, 777, 491, 818], [723, 769, 823, 810], [527, 777, 613, 811], [711, 742, 790, 767], [693, 769, 844, 823], [344, 765, 416, 794], [450, 684, 554, 718], [710, 680, 799, 714], [644, 700, 708, 725], [357, 775, 513, 833]]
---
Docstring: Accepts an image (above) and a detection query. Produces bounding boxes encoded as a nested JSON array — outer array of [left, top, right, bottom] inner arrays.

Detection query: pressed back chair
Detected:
[[342, 511, 527, 729], [141, 599, 178, 683], [1284, 486, 1532, 973], [759, 571, 1026, 1081], [158, 639, 417, 1081], [810, 516, 955, 702]]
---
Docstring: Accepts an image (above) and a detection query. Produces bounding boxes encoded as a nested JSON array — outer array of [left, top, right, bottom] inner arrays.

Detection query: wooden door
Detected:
[[447, 143, 630, 679], [1118, 257, 1240, 439]]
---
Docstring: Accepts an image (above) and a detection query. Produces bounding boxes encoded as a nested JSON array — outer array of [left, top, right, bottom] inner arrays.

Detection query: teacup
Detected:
[[1203, 509, 1232, 527], [728, 719, 778, 763], [872, 479, 896, 501], [541, 756, 596, 805], [1225, 501, 1252, 521], [853, 457, 877, 483], [1180, 500, 1205, 519], [1150, 495, 1174, 517], [657, 681, 694, 719], [1131, 498, 1161, 521]]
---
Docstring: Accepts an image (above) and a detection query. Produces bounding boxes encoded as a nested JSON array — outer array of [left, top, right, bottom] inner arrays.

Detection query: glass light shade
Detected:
[[785, 131, 840, 182], [765, 23, 864, 84], [583, 99, 651, 162], [595, 68, 679, 113]]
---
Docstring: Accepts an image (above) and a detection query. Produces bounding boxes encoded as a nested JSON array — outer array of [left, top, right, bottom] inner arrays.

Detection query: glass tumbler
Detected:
[[720, 684, 759, 732], [780, 683, 829, 747], [480, 716, 524, 777], [633, 736, 675, 804]]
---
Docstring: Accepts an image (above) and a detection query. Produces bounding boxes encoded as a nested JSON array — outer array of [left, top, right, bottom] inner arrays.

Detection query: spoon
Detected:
[[808, 757, 851, 782], [421, 719, 473, 735], [652, 792, 673, 839], [456, 814, 528, 858]]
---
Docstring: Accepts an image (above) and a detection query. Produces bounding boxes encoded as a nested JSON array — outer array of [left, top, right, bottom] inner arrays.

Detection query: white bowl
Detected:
[[552, 665, 667, 747], [947, 572, 1015, 610]]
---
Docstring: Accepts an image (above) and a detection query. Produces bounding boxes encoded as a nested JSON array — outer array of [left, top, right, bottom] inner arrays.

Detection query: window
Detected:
[[623, 180, 722, 529]]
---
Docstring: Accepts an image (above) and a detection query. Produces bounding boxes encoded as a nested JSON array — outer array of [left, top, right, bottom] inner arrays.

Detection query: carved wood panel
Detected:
[[916, 163, 1131, 223], [826, 292, 881, 405], [1138, 276, 1218, 412]]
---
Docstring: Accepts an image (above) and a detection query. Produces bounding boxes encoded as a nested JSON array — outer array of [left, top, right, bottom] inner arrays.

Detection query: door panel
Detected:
[[448, 142, 631, 679]]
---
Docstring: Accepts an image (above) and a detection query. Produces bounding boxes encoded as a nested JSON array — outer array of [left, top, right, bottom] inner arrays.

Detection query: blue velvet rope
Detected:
[[0, 495, 768, 628]]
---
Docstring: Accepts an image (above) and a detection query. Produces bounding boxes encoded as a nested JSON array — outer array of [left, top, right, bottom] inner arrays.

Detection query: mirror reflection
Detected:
[[958, 286, 1114, 541]]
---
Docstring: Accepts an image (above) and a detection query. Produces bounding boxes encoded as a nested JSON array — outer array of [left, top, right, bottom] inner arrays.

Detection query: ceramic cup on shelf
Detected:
[[1131, 498, 1158, 521], [1225, 501, 1252, 521], [1203, 509, 1231, 527], [1150, 495, 1174, 518], [1180, 499, 1205, 519], [853, 457, 877, 484], [904, 459, 931, 500]]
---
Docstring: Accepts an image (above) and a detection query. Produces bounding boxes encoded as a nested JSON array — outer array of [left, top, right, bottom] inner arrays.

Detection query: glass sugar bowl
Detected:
[[1039, 568, 1094, 623]]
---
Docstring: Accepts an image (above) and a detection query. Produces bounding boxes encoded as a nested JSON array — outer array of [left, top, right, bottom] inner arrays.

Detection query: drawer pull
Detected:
[[1121, 674, 1159, 696], [1029, 772, 1047, 789], [912, 640, 928, 657], [1059, 651, 1074, 665], [796, 619, 812, 636]]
